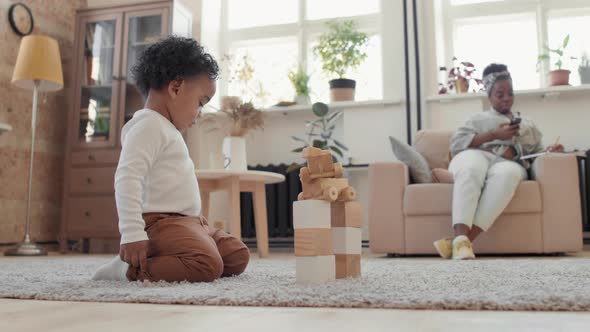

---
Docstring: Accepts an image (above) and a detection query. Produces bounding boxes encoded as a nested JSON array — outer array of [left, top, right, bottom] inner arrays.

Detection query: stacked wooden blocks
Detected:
[[294, 200, 335, 283], [331, 201, 362, 279], [294, 147, 362, 283]]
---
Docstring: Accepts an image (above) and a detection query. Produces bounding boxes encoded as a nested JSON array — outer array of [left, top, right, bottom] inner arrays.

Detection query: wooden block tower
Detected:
[[293, 147, 362, 283]]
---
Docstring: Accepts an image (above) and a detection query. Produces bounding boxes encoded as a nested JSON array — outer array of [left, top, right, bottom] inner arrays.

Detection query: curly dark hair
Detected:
[[482, 63, 508, 79], [131, 35, 219, 96]]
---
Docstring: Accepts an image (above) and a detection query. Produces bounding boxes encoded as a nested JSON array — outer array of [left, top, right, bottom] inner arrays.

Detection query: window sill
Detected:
[[262, 99, 403, 115], [426, 84, 590, 103]]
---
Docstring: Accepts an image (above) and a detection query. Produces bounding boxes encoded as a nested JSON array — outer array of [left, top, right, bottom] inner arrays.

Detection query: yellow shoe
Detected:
[[452, 235, 476, 260], [433, 238, 453, 259]]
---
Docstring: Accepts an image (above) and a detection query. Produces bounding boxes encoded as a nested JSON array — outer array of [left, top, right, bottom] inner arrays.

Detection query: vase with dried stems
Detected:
[[201, 96, 264, 170]]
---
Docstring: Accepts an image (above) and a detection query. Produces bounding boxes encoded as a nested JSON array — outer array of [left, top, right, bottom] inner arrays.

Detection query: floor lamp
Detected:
[[5, 35, 63, 256]]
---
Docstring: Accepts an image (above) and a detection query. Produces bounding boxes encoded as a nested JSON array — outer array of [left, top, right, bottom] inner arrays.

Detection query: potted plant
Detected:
[[222, 53, 270, 107], [537, 34, 577, 86], [200, 96, 264, 170], [288, 65, 311, 105], [290, 102, 348, 162], [438, 57, 483, 94], [579, 52, 590, 85], [313, 20, 369, 102]]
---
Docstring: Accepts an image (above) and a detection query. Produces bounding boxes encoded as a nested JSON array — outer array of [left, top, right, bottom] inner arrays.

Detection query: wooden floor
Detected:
[[1, 248, 590, 332]]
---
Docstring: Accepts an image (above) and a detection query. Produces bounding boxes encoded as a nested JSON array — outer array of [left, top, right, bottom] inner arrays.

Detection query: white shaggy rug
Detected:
[[1, 255, 590, 311]]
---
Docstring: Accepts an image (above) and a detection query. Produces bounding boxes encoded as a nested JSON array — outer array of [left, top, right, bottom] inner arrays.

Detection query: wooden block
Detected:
[[335, 254, 361, 279], [295, 228, 333, 256], [299, 178, 355, 202], [293, 200, 331, 229], [331, 201, 363, 228], [332, 227, 362, 254], [296, 255, 335, 284]]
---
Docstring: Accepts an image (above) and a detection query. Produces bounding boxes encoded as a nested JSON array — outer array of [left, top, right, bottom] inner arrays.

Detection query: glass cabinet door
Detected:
[[119, 9, 169, 131], [74, 14, 122, 147]]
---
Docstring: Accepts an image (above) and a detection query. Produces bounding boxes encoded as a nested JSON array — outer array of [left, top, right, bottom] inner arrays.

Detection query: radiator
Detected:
[[578, 152, 590, 236], [239, 164, 301, 239]]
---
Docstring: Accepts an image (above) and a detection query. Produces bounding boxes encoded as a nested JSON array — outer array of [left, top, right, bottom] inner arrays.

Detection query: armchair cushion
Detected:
[[404, 181, 542, 216], [389, 136, 432, 183]]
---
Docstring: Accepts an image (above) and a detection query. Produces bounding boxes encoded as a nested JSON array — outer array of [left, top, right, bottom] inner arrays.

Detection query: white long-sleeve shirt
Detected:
[[115, 109, 201, 244]]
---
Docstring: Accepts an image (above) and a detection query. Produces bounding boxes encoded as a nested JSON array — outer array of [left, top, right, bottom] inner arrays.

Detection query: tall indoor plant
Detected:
[[538, 34, 577, 86], [313, 20, 369, 102]]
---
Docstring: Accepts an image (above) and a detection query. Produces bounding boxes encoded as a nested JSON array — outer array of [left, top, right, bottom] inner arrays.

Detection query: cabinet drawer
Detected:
[[71, 150, 120, 166], [67, 197, 118, 232], [70, 167, 116, 193]]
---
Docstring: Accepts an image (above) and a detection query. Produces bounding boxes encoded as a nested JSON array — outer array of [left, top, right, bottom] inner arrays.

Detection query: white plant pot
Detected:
[[222, 136, 247, 171], [294, 94, 311, 105]]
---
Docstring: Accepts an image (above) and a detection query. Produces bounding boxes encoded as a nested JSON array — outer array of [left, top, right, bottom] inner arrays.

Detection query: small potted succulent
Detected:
[[579, 52, 590, 85], [288, 65, 311, 105], [438, 57, 483, 94], [313, 20, 369, 102], [537, 34, 577, 86]]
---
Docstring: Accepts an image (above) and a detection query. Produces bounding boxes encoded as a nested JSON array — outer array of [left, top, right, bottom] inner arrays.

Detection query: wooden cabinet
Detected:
[[60, 1, 193, 252]]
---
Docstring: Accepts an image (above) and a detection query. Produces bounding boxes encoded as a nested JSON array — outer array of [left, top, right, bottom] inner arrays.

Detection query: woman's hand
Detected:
[[546, 144, 564, 153], [493, 122, 520, 140], [120, 240, 149, 273], [501, 146, 516, 160]]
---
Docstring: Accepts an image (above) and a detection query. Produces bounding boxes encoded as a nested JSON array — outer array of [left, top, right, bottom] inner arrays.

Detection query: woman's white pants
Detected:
[[448, 149, 527, 231]]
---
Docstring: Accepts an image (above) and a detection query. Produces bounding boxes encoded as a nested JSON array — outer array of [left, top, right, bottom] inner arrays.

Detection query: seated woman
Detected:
[[434, 63, 564, 260]]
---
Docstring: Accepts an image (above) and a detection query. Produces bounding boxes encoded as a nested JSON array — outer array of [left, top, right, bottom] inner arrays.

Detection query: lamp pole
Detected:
[[6, 80, 46, 256]]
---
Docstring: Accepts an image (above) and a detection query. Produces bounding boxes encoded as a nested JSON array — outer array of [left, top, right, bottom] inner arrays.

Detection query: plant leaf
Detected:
[[291, 136, 308, 144], [333, 139, 349, 151], [312, 102, 329, 117], [291, 147, 305, 153], [329, 145, 344, 157], [563, 34, 570, 48]]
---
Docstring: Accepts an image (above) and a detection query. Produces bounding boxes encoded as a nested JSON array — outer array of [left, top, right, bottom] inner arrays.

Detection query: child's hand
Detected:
[[120, 240, 149, 273]]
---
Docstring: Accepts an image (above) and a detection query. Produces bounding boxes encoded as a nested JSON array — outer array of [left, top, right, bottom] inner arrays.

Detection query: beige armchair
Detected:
[[369, 130, 583, 255]]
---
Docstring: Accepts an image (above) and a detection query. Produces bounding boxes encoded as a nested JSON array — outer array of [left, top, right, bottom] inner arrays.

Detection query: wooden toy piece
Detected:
[[331, 201, 363, 228], [293, 200, 331, 229], [295, 228, 333, 256], [296, 255, 335, 283], [332, 227, 362, 255], [298, 178, 356, 202], [335, 254, 361, 279], [301, 147, 344, 180]]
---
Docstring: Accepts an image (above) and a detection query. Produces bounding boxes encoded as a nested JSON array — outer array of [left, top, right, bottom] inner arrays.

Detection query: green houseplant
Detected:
[[537, 34, 577, 86], [291, 102, 348, 157], [288, 65, 311, 105], [313, 20, 369, 102], [579, 52, 590, 85]]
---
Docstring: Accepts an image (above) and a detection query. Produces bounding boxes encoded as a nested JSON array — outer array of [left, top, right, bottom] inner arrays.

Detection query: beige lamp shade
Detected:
[[12, 35, 63, 92]]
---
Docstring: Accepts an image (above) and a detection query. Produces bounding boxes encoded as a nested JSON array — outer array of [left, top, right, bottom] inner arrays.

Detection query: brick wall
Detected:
[[0, 0, 86, 243]]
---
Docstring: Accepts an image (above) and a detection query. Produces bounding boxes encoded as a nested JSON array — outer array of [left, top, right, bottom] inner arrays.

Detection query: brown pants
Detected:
[[126, 213, 250, 282]]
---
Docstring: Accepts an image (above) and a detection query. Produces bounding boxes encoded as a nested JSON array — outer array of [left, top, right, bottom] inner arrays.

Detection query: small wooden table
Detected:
[[196, 170, 285, 258]]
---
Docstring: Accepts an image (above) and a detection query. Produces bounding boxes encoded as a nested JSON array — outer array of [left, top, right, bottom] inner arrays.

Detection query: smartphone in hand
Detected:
[[509, 117, 521, 126]]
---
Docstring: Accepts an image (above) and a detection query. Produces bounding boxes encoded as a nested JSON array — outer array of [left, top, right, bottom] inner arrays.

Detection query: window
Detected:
[[453, 14, 539, 89], [212, 0, 383, 108], [437, 0, 590, 90], [227, 0, 298, 30]]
